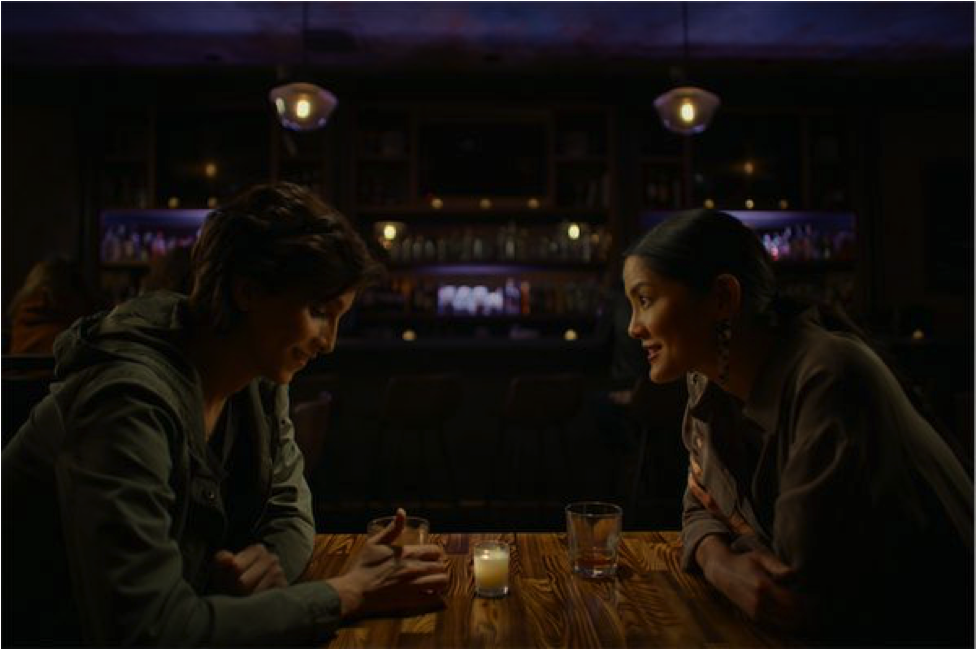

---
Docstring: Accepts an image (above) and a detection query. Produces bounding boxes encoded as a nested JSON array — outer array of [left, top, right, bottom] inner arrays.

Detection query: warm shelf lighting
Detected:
[[204, 162, 218, 178], [431, 197, 444, 210], [745, 198, 755, 209], [479, 198, 492, 210], [704, 198, 715, 209], [567, 223, 582, 240], [374, 221, 406, 249]]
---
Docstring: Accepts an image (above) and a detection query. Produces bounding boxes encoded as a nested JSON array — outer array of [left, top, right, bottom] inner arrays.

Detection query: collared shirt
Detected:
[[680, 308, 974, 644]]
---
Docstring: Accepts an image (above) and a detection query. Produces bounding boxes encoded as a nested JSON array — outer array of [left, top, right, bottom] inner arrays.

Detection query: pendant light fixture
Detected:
[[269, 2, 337, 132], [654, 3, 720, 136]]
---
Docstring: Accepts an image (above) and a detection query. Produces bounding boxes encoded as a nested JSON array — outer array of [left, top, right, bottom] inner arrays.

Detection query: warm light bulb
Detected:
[[402, 329, 417, 342], [167, 197, 180, 209], [204, 162, 217, 178], [207, 196, 218, 208], [295, 98, 312, 119], [704, 199, 715, 209], [431, 197, 444, 209], [745, 198, 755, 209], [382, 224, 398, 241], [564, 329, 579, 341], [527, 198, 540, 209], [744, 161, 755, 175], [567, 223, 581, 240], [779, 199, 789, 209], [479, 198, 492, 210], [679, 100, 696, 124]]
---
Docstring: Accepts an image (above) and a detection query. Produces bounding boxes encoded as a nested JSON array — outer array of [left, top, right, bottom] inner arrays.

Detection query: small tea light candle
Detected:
[[473, 541, 510, 598]]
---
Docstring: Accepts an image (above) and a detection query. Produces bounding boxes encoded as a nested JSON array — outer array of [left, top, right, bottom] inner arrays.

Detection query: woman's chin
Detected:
[[647, 364, 682, 385]]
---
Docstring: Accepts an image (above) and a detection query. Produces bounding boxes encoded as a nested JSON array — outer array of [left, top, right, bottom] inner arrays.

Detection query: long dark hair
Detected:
[[626, 209, 967, 467]]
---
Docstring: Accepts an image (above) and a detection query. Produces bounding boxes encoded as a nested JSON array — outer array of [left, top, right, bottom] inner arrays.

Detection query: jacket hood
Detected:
[[53, 291, 196, 384]]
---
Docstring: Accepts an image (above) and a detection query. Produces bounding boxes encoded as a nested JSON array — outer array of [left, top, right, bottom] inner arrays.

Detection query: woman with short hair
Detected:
[[3, 182, 449, 646]]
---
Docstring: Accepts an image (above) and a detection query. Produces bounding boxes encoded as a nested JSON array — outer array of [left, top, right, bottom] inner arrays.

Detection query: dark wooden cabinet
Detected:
[[90, 95, 859, 331]]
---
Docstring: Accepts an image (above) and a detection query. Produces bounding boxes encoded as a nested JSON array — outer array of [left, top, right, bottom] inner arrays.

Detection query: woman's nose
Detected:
[[627, 312, 643, 340], [316, 321, 337, 354]]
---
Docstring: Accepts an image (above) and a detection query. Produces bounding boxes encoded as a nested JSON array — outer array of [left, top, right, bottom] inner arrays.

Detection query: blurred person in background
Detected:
[[7, 256, 101, 354]]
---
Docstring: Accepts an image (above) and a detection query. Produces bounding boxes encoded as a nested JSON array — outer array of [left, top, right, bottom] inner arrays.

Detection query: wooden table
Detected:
[[300, 531, 797, 648]]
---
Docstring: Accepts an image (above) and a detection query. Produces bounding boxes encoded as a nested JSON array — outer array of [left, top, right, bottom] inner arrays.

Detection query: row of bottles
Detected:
[[759, 225, 855, 262], [555, 169, 610, 209], [642, 168, 683, 209], [100, 172, 150, 209], [360, 277, 601, 318], [379, 223, 611, 265], [101, 224, 198, 263]]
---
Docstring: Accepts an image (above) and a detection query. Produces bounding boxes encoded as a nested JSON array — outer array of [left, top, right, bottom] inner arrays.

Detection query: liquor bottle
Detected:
[[122, 228, 137, 261], [101, 226, 121, 262], [504, 278, 521, 316], [151, 230, 168, 258]]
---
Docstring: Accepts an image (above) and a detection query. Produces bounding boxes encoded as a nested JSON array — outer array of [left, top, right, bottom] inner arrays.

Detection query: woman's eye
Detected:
[[638, 296, 654, 308]]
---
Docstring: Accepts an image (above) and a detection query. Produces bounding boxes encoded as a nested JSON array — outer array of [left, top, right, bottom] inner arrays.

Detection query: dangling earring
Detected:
[[716, 318, 733, 385]]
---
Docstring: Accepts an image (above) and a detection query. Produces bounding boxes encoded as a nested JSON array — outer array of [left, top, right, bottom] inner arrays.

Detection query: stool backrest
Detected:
[[628, 376, 687, 429], [290, 391, 332, 478], [503, 373, 584, 428], [380, 374, 463, 427]]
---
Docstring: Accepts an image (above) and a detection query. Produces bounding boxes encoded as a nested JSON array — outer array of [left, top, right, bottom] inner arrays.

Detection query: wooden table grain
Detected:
[[300, 531, 796, 648]]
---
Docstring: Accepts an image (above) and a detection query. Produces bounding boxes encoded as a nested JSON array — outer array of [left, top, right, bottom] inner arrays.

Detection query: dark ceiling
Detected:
[[1, 1, 973, 70]]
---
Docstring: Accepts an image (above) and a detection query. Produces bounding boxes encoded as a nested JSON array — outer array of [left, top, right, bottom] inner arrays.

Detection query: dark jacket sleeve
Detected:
[[56, 384, 342, 647], [254, 385, 317, 582]]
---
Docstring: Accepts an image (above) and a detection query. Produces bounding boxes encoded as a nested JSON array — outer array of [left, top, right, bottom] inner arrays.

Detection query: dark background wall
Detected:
[[2, 64, 973, 334]]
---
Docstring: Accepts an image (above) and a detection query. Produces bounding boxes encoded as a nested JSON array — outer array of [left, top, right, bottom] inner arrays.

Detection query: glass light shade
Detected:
[[269, 82, 338, 132], [654, 85, 721, 135]]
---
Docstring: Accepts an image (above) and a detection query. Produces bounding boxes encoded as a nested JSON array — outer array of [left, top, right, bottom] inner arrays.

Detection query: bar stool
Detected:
[[376, 373, 462, 505], [626, 376, 688, 515], [290, 391, 332, 479], [493, 373, 585, 499]]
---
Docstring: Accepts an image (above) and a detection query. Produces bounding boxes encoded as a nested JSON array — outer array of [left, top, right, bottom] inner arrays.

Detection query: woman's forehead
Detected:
[[623, 257, 659, 285]]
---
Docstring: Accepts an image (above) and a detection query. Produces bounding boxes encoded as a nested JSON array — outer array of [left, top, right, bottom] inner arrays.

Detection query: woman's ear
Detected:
[[712, 273, 743, 320]]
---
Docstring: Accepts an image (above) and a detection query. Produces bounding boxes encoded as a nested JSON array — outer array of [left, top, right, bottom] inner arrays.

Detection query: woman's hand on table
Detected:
[[327, 508, 449, 619], [697, 535, 808, 632], [212, 544, 288, 595]]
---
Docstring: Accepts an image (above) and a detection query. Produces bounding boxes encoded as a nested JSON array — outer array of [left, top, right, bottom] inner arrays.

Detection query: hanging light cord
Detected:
[[301, 1, 309, 69], [682, 2, 690, 66]]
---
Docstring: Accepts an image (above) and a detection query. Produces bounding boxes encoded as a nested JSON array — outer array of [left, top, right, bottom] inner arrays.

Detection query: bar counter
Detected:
[[300, 531, 797, 648]]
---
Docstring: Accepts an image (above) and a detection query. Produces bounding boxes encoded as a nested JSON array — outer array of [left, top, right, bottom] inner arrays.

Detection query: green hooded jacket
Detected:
[[2, 291, 342, 646]]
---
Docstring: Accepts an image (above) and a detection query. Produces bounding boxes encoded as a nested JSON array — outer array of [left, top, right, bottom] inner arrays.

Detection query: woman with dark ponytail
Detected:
[[623, 210, 973, 646]]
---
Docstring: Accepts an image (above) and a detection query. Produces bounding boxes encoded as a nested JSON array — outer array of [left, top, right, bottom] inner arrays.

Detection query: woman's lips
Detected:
[[646, 345, 662, 363]]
